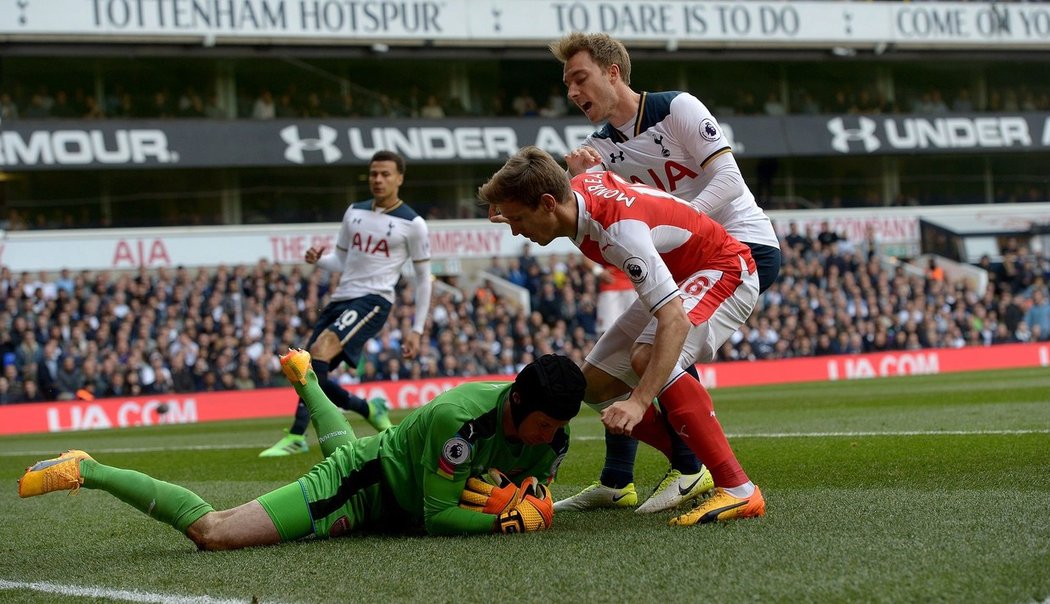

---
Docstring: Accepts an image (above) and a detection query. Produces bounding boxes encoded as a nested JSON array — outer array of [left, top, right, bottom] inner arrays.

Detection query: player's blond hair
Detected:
[[477, 146, 571, 209], [549, 32, 632, 86]]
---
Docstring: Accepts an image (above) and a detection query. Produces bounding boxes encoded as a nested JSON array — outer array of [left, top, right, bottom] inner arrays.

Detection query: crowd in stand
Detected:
[[1, 232, 1049, 404], [5, 81, 1050, 123]]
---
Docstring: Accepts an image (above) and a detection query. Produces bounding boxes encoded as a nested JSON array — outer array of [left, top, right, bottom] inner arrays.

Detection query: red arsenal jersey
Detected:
[[571, 171, 755, 316]]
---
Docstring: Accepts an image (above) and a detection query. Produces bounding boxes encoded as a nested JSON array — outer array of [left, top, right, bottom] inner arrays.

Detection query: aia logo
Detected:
[[350, 233, 390, 257]]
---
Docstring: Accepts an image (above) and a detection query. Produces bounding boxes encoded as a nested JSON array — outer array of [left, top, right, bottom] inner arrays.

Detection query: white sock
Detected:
[[724, 481, 755, 499]]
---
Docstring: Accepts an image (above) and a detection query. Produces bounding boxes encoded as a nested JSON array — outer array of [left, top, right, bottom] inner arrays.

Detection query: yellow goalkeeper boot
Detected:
[[280, 348, 312, 385], [553, 481, 637, 512], [669, 485, 766, 526], [18, 450, 93, 498]]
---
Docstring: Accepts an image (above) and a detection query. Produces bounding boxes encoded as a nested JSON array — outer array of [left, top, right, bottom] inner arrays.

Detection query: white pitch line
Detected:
[[0, 443, 264, 458], [0, 579, 271, 604], [573, 428, 1050, 441], [2, 429, 1046, 458]]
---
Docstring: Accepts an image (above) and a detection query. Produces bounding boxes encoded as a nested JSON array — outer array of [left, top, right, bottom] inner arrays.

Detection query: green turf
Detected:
[[2, 368, 1048, 603]]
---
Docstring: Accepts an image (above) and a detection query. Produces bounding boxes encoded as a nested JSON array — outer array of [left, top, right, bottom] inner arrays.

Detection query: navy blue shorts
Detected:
[[745, 242, 782, 294], [310, 295, 392, 369]]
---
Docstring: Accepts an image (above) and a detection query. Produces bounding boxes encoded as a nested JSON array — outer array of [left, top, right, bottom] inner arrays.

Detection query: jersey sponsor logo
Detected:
[[627, 161, 699, 194], [609, 150, 625, 163], [350, 233, 391, 256], [623, 256, 648, 283], [827, 117, 881, 153], [699, 118, 720, 142], [281, 125, 343, 164]]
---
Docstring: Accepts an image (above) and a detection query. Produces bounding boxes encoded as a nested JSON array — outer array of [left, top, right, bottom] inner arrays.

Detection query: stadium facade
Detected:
[[1, 0, 1049, 255]]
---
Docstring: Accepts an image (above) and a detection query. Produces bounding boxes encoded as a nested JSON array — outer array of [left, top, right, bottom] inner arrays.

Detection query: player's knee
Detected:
[[629, 344, 652, 376], [308, 333, 340, 361], [186, 514, 223, 551], [581, 363, 629, 405], [186, 512, 239, 551]]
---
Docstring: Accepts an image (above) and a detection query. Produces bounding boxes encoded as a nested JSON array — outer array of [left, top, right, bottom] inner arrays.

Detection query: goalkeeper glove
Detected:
[[495, 477, 554, 534], [459, 469, 522, 515]]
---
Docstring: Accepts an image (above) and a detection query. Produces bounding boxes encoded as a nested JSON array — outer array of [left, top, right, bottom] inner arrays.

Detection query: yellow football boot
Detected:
[[669, 485, 766, 526], [279, 348, 312, 385], [18, 450, 93, 498]]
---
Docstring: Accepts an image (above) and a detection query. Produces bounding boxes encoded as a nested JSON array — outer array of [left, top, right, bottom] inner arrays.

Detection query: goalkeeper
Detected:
[[17, 349, 585, 549]]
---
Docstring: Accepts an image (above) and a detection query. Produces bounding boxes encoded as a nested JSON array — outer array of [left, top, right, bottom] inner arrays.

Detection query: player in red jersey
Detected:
[[479, 146, 766, 526]]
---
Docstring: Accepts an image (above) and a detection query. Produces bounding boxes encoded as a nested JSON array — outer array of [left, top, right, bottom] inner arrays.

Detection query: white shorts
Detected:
[[585, 256, 759, 392], [596, 289, 637, 334]]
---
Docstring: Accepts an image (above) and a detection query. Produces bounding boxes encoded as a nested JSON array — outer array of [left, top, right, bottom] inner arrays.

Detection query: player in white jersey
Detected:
[[480, 146, 766, 526], [260, 150, 433, 457], [549, 32, 782, 513]]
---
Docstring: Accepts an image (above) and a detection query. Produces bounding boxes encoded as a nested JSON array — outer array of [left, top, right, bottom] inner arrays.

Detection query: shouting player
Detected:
[[550, 32, 781, 513]]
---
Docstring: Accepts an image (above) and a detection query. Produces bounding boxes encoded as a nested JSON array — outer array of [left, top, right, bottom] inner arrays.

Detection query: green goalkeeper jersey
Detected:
[[378, 381, 570, 536]]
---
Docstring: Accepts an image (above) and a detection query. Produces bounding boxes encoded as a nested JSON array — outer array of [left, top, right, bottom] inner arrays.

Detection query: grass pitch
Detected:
[[1, 368, 1048, 603]]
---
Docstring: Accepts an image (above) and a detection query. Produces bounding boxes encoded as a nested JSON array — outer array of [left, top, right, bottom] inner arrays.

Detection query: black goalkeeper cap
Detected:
[[511, 354, 585, 424]]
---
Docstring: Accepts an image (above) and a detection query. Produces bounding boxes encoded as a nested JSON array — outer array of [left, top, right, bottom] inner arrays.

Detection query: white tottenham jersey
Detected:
[[584, 91, 780, 249], [328, 200, 430, 303]]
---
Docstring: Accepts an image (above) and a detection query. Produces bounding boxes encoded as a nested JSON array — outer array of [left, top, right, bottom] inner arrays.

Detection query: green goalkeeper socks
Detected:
[[79, 459, 213, 534], [292, 368, 356, 457]]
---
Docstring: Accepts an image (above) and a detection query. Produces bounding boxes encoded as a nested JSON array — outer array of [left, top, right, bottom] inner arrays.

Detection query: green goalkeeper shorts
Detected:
[[257, 436, 388, 540]]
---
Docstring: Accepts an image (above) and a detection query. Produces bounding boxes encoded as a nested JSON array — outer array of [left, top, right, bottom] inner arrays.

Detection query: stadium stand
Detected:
[[1, 234, 1047, 404], [2, 1, 1050, 404]]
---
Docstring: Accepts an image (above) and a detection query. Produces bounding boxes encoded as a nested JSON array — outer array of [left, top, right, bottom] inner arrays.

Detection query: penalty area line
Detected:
[[2, 429, 1047, 458], [0, 579, 270, 604]]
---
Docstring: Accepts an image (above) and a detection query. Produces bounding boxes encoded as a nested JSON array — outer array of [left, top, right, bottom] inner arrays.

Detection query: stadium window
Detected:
[[787, 156, 885, 208], [891, 62, 986, 114], [898, 156, 987, 206], [988, 155, 1050, 204]]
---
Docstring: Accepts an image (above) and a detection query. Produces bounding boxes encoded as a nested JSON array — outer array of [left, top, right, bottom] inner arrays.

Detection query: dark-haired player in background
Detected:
[[260, 150, 433, 457]]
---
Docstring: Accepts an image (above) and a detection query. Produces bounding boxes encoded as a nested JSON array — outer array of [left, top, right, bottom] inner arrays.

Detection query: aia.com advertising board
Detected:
[[2, 343, 1046, 435], [0, 375, 499, 435], [4, 113, 1050, 171]]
